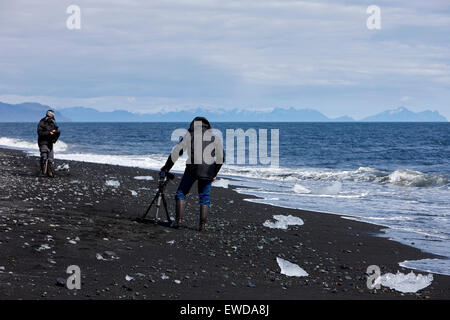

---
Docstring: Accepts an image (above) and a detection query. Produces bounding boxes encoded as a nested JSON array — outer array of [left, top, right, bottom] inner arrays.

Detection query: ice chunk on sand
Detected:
[[37, 244, 51, 251], [212, 179, 229, 188], [134, 176, 154, 181], [125, 275, 134, 281], [56, 163, 70, 171], [373, 271, 433, 293], [105, 180, 120, 187], [130, 190, 138, 196], [96, 253, 106, 260], [96, 252, 119, 261], [276, 257, 308, 277], [263, 215, 304, 230]]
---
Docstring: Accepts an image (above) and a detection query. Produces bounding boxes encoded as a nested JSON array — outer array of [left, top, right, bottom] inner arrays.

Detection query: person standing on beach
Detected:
[[160, 117, 224, 231], [37, 110, 60, 177]]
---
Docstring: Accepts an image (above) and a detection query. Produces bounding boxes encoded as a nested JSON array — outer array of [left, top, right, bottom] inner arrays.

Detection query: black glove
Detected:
[[51, 130, 61, 143]]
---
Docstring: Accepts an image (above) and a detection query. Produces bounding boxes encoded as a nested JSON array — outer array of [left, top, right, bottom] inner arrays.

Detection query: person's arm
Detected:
[[37, 121, 51, 138], [214, 157, 223, 177], [52, 130, 61, 142], [213, 138, 225, 178], [161, 154, 175, 173], [51, 124, 60, 138], [160, 137, 186, 172]]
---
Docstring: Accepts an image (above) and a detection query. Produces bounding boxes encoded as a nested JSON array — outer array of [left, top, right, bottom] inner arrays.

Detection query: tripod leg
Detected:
[[141, 191, 159, 220], [154, 194, 162, 223], [161, 194, 171, 224]]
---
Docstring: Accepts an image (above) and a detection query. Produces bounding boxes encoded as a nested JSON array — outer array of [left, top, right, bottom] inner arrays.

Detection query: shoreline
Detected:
[[0, 147, 449, 299]]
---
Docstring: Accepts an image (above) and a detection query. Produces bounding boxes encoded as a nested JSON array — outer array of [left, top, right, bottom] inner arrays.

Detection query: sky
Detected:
[[0, 0, 449, 120]]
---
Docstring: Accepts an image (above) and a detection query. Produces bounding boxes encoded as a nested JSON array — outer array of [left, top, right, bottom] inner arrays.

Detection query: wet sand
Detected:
[[0, 147, 449, 300]]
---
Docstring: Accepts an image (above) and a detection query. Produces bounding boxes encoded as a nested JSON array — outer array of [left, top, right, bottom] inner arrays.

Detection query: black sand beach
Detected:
[[0, 147, 449, 300]]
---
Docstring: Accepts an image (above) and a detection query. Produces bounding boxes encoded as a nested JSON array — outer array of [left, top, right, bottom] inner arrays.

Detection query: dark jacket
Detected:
[[37, 118, 60, 146], [162, 118, 224, 180]]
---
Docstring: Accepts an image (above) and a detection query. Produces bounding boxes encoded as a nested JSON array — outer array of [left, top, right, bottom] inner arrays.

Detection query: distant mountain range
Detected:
[[360, 107, 447, 122], [0, 102, 447, 122], [60, 106, 337, 122], [0, 102, 71, 122]]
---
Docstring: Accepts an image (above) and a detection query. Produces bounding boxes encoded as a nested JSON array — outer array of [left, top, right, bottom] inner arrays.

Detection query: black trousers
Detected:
[[39, 143, 54, 163]]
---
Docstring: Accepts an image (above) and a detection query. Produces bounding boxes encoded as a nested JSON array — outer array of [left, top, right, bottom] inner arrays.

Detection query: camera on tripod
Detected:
[[140, 170, 175, 225], [158, 170, 174, 185]]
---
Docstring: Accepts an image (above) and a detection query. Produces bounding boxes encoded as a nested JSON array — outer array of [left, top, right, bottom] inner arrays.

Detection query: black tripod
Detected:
[[141, 172, 174, 224]]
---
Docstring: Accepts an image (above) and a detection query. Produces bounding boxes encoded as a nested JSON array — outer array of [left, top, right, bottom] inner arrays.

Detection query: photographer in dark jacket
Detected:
[[37, 110, 60, 177], [161, 117, 224, 231]]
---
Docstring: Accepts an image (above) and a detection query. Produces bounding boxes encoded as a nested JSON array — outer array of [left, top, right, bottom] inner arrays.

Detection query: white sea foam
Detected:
[[221, 165, 387, 183], [1, 136, 446, 188], [293, 182, 366, 198], [53, 152, 187, 175], [366, 216, 416, 222], [296, 193, 367, 199], [293, 184, 311, 194], [276, 257, 308, 277], [315, 181, 342, 195], [388, 170, 447, 187], [0, 137, 68, 152], [388, 226, 449, 240], [342, 216, 450, 240], [400, 259, 450, 276], [263, 215, 304, 229], [212, 179, 229, 188], [222, 165, 448, 188], [373, 271, 433, 293]]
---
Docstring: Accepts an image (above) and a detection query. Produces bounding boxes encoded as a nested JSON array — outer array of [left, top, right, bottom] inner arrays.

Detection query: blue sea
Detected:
[[1, 122, 449, 275]]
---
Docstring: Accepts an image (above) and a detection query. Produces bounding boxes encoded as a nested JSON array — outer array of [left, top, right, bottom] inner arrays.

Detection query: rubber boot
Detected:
[[40, 158, 47, 176], [199, 205, 208, 232], [47, 161, 54, 178], [175, 199, 185, 228]]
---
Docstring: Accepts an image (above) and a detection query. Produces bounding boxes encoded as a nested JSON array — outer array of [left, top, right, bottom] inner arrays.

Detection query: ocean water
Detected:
[[0, 122, 449, 275]]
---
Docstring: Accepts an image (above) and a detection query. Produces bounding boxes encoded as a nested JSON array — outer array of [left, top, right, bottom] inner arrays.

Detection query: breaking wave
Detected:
[[292, 181, 366, 198], [222, 165, 448, 188], [0, 136, 447, 188], [0, 137, 68, 152], [388, 170, 448, 187]]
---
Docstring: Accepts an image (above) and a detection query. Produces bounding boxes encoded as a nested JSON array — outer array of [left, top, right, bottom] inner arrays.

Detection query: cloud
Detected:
[[0, 0, 449, 118], [400, 96, 412, 102]]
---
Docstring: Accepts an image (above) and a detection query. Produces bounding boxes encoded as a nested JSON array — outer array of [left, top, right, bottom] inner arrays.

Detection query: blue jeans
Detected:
[[175, 174, 212, 206]]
